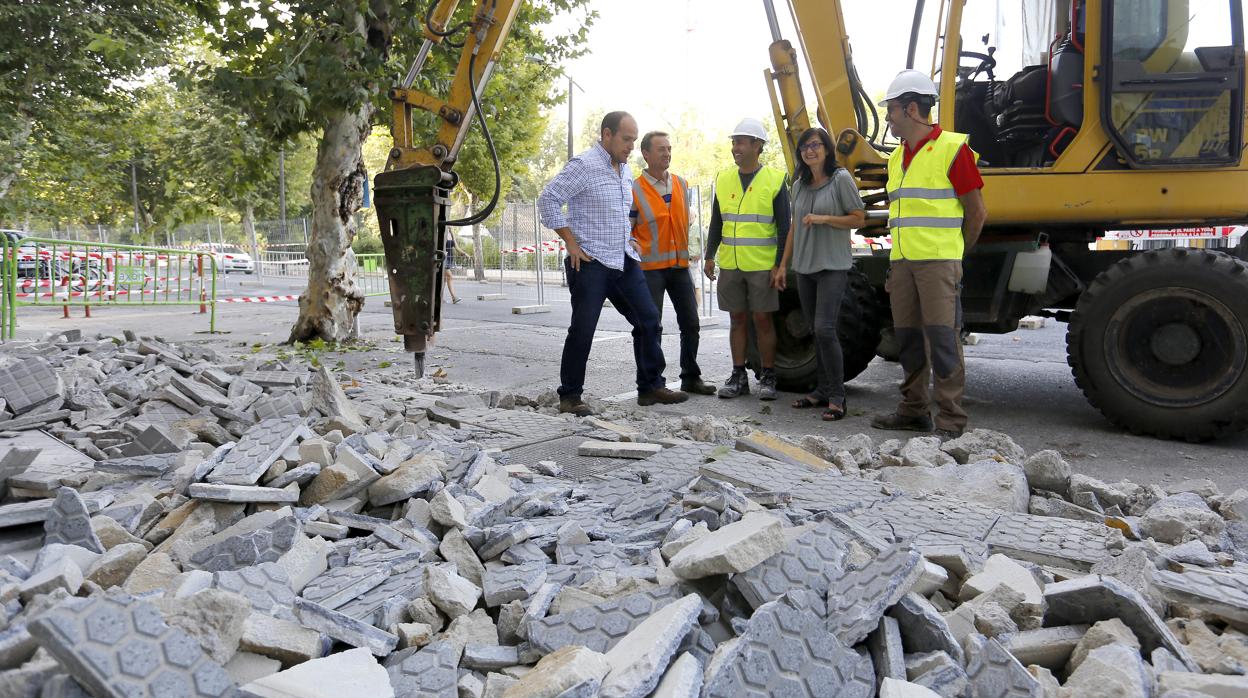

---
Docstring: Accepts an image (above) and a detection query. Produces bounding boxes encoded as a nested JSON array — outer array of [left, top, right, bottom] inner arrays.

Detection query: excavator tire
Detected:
[[747, 268, 883, 391], [1066, 248, 1248, 442]]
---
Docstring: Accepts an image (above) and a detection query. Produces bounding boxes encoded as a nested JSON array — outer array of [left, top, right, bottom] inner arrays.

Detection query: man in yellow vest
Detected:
[[870, 70, 988, 440], [630, 131, 716, 395], [703, 118, 790, 401]]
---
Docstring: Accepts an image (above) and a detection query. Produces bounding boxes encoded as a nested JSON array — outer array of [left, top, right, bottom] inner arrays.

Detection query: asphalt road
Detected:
[[12, 271, 1246, 492]]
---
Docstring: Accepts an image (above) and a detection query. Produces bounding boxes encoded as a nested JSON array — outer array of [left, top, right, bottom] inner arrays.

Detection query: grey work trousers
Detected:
[[795, 269, 849, 406]]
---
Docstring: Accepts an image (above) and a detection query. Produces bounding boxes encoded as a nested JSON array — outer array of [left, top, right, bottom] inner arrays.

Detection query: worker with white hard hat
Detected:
[[870, 69, 988, 440], [703, 117, 791, 401]]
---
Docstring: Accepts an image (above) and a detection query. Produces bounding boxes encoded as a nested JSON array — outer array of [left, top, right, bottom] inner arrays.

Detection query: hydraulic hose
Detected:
[[445, 49, 502, 227]]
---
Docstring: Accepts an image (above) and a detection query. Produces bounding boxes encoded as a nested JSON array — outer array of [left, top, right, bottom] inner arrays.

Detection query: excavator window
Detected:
[[1102, 0, 1245, 167]]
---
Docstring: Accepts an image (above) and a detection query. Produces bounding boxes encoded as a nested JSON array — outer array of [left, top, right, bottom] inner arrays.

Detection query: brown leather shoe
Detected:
[[680, 379, 717, 395], [637, 387, 689, 406], [870, 412, 934, 432], [558, 397, 595, 417]]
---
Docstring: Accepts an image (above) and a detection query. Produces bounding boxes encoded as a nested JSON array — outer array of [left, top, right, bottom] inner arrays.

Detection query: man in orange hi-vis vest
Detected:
[[629, 132, 716, 395]]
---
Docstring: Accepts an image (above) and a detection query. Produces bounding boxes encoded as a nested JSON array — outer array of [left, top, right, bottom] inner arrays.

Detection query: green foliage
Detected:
[[0, 0, 210, 210], [352, 234, 384, 254]]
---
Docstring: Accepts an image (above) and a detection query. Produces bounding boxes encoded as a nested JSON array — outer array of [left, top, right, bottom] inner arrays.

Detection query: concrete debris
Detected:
[[242, 646, 392, 698], [1062, 643, 1151, 698], [0, 334, 1244, 696]]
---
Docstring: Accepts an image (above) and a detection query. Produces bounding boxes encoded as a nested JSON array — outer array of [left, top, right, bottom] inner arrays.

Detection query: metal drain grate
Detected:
[[501, 436, 630, 481]]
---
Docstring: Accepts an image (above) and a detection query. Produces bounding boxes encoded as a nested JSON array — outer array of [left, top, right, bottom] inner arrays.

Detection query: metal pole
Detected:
[[698, 184, 711, 318], [302, 218, 309, 247], [762, 0, 783, 42], [248, 215, 264, 283], [533, 202, 544, 305], [279, 147, 288, 241], [130, 161, 141, 239]]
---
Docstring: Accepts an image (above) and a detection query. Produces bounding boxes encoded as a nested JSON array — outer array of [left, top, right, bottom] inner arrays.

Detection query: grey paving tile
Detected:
[[825, 543, 923, 646], [206, 415, 312, 486], [703, 593, 873, 698], [986, 512, 1117, 569], [43, 487, 104, 553], [26, 592, 234, 698]]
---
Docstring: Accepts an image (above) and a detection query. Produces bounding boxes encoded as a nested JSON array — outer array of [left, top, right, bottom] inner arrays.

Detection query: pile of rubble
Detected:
[[0, 331, 1246, 698]]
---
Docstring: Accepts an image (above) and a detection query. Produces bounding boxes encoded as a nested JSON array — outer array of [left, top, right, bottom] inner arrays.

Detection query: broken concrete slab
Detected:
[[888, 593, 964, 665], [1067, 618, 1140, 673], [599, 593, 701, 698], [212, 562, 297, 621], [668, 512, 785, 579], [867, 616, 906, 684], [385, 640, 459, 697], [187, 483, 300, 503], [528, 586, 687, 655], [242, 646, 393, 698], [501, 644, 610, 698], [999, 625, 1088, 672], [83, 542, 147, 589], [206, 416, 312, 486], [0, 357, 63, 415], [1043, 575, 1200, 672], [238, 613, 330, 666], [1061, 643, 1150, 698], [963, 633, 1042, 697], [959, 553, 1044, 608], [425, 564, 482, 619], [43, 487, 104, 554], [26, 591, 235, 698], [825, 543, 923, 646], [153, 588, 251, 665], [1153, 565, 1248, 629], [293, 597, 398, 656], [1156, 672, 1248, 696], [733, 518, 848, 610], [186, 509, 301, 572], [703, 593, 874, 698], [482, 562, 547, 608], [630, 652, 695, 698]]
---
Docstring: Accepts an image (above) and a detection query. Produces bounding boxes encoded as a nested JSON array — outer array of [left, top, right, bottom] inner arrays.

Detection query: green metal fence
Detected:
[[0, 236, 218, 340], [355, 253, 390, 298]]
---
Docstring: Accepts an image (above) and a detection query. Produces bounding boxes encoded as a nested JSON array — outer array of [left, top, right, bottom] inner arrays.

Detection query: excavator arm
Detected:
[[765, 0, 891, 229], [374, 0, 523, 375]]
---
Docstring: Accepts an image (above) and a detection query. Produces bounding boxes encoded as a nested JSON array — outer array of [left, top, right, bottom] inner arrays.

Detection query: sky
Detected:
[[548, 0, 985, 139]]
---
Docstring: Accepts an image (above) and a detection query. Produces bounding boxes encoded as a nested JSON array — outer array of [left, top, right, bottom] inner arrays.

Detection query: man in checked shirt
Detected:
[[539, 111, 689, 417]]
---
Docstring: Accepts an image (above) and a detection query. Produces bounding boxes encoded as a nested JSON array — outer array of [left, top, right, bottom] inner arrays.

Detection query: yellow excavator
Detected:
[[376, 0, 1248, 441]]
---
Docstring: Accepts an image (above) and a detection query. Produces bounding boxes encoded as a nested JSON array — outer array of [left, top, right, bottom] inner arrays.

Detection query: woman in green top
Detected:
[[777, 128, 866, 420]]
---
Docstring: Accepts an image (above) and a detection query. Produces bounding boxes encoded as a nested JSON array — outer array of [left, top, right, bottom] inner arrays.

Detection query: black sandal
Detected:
[[822, 399, 847, 421], [792, 396, 824, 409]]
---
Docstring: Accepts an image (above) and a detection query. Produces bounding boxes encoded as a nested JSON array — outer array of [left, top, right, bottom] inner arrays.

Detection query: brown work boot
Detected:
[[558, 397, 595, 417], [870, 412, 934, 432], [637, 387, 689, 406], [680, 378, 717, 395]]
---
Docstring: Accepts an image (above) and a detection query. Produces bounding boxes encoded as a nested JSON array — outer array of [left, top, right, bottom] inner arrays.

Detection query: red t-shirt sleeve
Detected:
[[947, 144, 984, 196]]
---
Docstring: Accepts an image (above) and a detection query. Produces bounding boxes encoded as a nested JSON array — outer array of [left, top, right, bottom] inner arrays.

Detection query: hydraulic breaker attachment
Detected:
[[373, 165, 455, 376]]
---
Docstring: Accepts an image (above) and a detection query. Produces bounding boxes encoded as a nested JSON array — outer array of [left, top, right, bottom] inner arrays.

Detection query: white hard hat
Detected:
[[878, 69, 939, 106], [730, 118, 768, 143]]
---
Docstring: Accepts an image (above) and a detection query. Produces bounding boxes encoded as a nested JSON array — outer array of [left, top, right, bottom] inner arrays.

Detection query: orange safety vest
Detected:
[[631, 172, 691, 270]]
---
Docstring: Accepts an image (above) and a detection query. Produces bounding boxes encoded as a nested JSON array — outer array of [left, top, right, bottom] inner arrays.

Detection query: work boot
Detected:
[[757, 368, 778, 401], [870, 412, 934, 432], [680, 378, 717, 396], [717, 368, 750, 399], [637, 387, 689, 406], [935, 427, 964, 441], [558, 397, 595, 417]]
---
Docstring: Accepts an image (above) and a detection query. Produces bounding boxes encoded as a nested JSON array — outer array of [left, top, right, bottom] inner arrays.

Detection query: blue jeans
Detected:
[[559, 256, 667, 398], [644, 266, 702, 383]]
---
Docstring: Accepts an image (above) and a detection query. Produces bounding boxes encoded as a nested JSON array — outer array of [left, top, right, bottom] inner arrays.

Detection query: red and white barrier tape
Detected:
[[218, 295, 299, 303]]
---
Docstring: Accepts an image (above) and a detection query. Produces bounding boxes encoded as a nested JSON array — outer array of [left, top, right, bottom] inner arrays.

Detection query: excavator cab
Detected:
[[768, 0, 1248, 440], [951, 0, 1244, 169]]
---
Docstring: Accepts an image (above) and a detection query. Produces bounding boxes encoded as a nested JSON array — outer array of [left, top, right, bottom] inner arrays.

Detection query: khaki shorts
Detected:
[[717, 268, 779, 313]]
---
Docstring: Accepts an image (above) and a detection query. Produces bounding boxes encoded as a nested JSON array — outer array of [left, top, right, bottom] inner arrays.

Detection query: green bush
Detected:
[[353, 235, 384, 254]]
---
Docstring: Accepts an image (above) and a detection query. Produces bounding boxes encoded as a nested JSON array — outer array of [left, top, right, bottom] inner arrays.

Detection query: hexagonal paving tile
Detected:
[[27, 592, 233, 697]]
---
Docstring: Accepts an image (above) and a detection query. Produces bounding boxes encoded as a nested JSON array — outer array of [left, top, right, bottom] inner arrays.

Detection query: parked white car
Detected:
[[196, 245, 255, 274]]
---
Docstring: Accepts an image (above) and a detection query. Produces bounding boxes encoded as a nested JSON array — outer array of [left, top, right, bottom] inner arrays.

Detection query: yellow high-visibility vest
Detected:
[[886, 130, 975, 261], [714, 166, 785, 271]]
